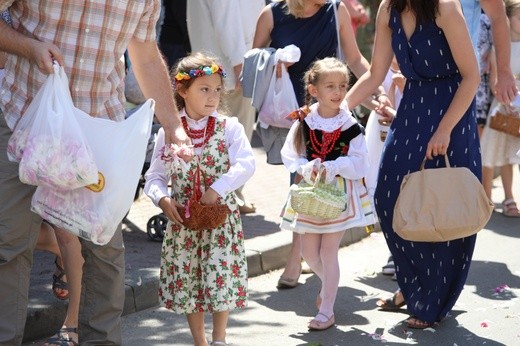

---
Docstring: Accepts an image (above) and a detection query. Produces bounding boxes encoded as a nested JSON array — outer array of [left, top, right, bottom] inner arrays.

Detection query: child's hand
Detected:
[[158, 196, 184, 225], [199, 188, 219, 205], [378, 106, 396, 125], [391, 72, 406, 92], [311, 167, 326, 182]]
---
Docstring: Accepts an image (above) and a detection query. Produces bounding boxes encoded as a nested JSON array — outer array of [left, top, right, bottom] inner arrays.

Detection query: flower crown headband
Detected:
[[175, 64, 226, 82]]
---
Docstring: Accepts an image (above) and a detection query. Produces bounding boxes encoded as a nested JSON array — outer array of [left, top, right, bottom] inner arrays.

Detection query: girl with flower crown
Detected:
[[280, 57, 374, 331], [144, 52, 255, 346]]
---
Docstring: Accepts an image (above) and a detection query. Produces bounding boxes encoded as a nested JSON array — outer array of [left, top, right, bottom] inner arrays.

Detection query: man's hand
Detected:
[[26, 40, 63, 74]]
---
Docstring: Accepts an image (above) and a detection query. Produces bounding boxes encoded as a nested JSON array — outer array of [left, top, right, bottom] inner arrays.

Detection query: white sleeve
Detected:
[[143, 128, 170, 207], [281, 121, 308, 173]]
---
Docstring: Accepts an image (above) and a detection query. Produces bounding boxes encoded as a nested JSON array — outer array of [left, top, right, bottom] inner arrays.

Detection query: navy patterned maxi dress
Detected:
[[374, 10, 482, 323]]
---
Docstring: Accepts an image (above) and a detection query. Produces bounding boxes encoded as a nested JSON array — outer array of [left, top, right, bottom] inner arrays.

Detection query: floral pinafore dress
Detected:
[[159, 117, 248, 314]]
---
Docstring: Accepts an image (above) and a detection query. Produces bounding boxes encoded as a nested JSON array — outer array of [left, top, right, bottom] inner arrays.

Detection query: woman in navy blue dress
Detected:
[[346, 0, 481, 328]]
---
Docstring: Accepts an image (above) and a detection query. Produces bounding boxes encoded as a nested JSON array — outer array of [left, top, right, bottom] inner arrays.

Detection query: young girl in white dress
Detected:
[[280, 57, 374, 331], [480, 0, 520, 218], [144, 52, 255, 346]]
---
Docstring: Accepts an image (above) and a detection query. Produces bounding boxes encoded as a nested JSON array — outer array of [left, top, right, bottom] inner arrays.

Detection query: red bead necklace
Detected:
[[309, 127, 341, 161], [182, 116, 216, 148]]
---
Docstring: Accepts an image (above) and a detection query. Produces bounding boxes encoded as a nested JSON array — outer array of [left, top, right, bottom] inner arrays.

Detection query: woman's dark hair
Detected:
[[388, 0, 439, 24]]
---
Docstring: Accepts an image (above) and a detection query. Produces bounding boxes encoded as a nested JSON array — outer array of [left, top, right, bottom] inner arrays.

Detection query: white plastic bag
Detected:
[[258, 45, 300, 129], [8, 64, 98, 189], [31, 99, 155, 245]]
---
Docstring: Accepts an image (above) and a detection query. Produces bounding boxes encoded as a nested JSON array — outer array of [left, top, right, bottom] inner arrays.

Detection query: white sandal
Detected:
[[503, 198, 520, 218], [210, 341, 228, 346]]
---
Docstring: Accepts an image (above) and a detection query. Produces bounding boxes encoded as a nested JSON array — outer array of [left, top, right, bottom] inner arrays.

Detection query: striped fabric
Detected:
[[0, 0, 160, 129]]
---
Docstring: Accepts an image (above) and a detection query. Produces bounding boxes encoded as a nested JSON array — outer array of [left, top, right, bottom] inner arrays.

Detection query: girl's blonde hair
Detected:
[[293, 57, 350, 154], [505, 0, 520, 18], [171, 52, 226, 111], [273, 0, 306, 18]]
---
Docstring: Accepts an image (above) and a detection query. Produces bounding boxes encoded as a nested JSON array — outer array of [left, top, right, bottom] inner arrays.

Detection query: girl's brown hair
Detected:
[[293, 57, 350, 155], [171, 52, 226, 111]]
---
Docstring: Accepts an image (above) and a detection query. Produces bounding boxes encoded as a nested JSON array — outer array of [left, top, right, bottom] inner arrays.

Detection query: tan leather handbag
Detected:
[[393, 156, 494, 242]]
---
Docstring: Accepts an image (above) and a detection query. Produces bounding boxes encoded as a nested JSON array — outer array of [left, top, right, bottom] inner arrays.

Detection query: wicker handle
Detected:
[[312, 167, 326, 187]]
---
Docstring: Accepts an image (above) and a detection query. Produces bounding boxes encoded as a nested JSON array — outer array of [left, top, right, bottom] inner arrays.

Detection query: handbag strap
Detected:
[[419, 155, 450, 170], [332, 0, 345, 62]]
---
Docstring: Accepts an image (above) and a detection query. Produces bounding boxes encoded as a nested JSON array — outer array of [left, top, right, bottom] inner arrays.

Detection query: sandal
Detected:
[[502, 198, 520, 218], [405, 316, 434, 329], [52, 257, 69, 300], [43, 327, 78, 346], [376, 291, 405, 311], [308, 313, 335, 331]]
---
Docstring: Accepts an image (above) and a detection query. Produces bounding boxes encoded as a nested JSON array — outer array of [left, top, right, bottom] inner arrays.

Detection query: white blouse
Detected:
[[144, 110, 256, 206], [281, 103, 370, 181]]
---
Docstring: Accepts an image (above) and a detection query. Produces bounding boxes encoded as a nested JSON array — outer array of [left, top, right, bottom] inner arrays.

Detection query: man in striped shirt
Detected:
[[0, 1, 186, 345]]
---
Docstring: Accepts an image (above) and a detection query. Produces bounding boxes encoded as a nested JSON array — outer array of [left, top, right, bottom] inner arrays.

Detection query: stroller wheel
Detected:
[[147, 213, 168, 241]]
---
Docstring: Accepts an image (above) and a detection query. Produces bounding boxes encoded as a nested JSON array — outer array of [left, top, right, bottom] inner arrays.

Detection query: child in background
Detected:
[[480, 0, 520, 217], [476, 12, 494, 137], [280, 57, 374, 331], [144, 52, 255, 346], [364, 56, 404, 280]]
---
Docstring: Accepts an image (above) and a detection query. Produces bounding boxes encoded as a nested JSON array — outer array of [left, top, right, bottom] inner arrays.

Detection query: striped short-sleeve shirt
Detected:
[[0, 0, 160, 129]]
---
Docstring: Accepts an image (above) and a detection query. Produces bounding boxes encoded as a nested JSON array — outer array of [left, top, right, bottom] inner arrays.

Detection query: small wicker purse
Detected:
[[489, 111, 520, 138], [289, 169, 348, 219], [176, 166, 230, 231]]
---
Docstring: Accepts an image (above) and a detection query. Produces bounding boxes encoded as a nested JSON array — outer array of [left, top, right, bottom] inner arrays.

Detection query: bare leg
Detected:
[[37, 221, 68, 300], [44, 227, 83, 345], [482, 166, 494, 200], [501, 164, 514, 201], [186, 312, 209, 346], [211, 310, 229, 344]]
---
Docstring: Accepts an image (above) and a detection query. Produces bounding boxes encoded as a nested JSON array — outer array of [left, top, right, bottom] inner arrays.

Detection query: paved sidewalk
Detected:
[[23, 132, 374, 343]]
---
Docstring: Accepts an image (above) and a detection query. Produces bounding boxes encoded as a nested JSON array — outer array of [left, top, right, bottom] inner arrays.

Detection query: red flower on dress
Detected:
[[183, 263, 190, 274], [237, 286, 247, 297], [185, 237, 193, 250], [237, 230, 244, 240], [220, 260, 228, 269], [231, 243, 239, 255], [232, 264, 240, 277], [218, 234, 226, 248], [216, 275, 225, 288], [175, 278, 183, 290], [169, 264, 175, 275], [236, 299, 246, 308], [217, 139, 226, 154], [165, 299, 173, 310], [205, 155, 216, 167]]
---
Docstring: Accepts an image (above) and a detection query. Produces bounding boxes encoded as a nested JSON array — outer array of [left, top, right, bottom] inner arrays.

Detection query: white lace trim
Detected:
[[304, 102, 354, 132]]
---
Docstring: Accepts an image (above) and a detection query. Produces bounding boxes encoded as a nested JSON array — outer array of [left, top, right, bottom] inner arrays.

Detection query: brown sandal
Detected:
[[406, 317, 434, 329], [52, 257, 69, 300], [376, 291, 405, 311]]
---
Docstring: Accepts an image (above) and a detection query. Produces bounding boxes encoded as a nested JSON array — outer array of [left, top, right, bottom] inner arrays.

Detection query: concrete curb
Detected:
[[23, 225, 377, 343]]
